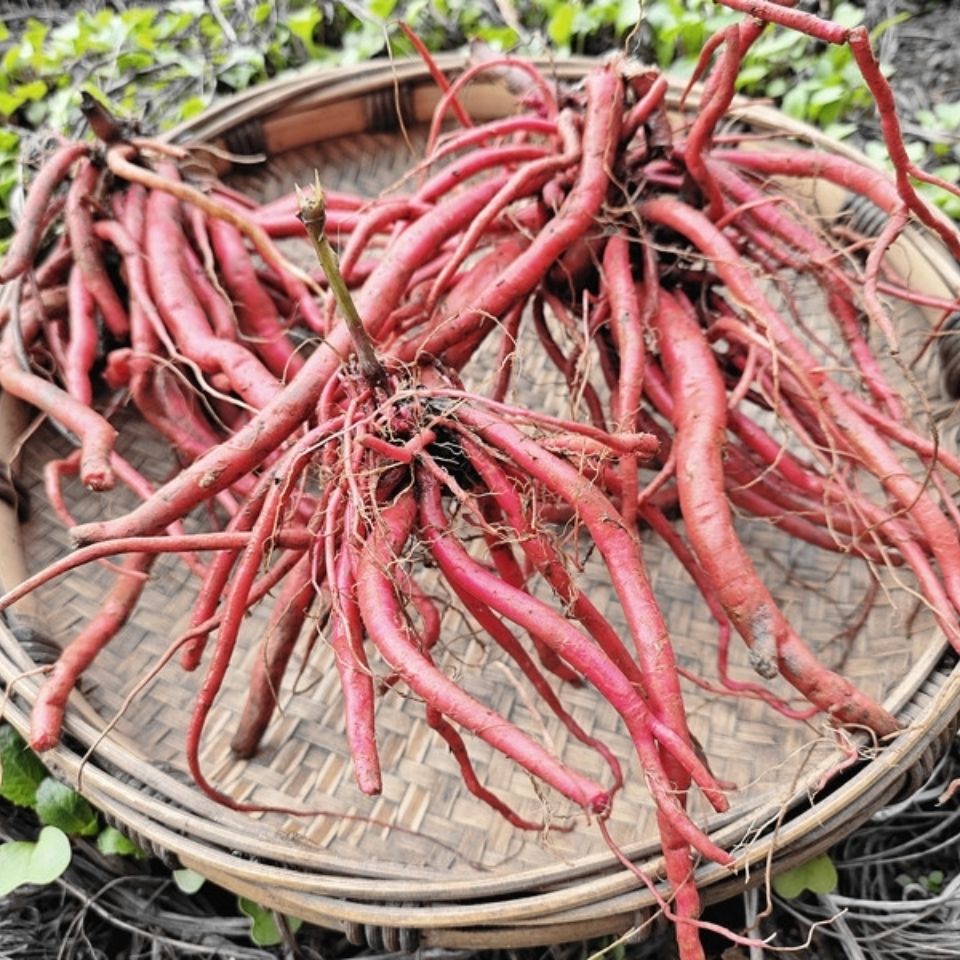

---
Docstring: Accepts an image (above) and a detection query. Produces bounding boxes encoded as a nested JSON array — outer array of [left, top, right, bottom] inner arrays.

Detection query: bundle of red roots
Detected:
[[2, 2, 960, 956]]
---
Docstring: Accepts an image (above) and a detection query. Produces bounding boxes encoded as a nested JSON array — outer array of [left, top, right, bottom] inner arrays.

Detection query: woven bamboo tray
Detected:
[[2, 55, 960, 950]]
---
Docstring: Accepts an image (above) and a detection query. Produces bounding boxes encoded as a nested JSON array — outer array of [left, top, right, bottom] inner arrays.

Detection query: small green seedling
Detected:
[[238, 897, 303, 947], [896, 869, 945, 896], [97, 826, 146, 859], [772, 853, 839, 899], [173, 868, 207, 894], [0, 825, 71, 896], [0, 724, 47, 808], [34, 777, 100, 836]]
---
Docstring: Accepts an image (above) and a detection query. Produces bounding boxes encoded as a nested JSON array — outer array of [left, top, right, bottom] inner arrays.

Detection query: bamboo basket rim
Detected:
[[1, 54, 959, 946]]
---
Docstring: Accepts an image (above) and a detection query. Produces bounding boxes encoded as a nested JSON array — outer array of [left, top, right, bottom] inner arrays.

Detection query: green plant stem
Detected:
[[297, 180, 387, 388]]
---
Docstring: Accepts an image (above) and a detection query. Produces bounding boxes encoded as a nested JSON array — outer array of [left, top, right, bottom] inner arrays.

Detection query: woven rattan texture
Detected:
[[17, 128, 940, 877]]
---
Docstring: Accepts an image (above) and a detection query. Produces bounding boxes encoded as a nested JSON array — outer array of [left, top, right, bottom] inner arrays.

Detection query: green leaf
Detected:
[[919, 182, 960, 219], [219, 63, 261, 90], [547, 4, 576, 47], [0, 725, 47, 808], [177, 96, 208, 121], [402, 0, 429, 25], [651, 32, 675, 69], [808, 86, 845, 109], [0, 91, 27, 117], [645, 0, 680, 31], [473, 25, 520, 50], [933, 164, 960, 182], [14, 80, 47, 102], [773, 854, 839, 899], [0, 827, 71, 896], [238, 897, 302, 947], [34, 778, 100, 837], [735, 64, 771, 90], [0, 171, 18, 209], [765, 77, 788, 99], [904, 140, 927, 165], [1, 46, 22, 76], [22, 101, 50, 129], [863, 139, 890, 166], [173, 868, 206, 894], [78, 82, 112, 109], [781, 85, 809, 121], [287, 8, 324, 57], [870, 11, 911, 43], [677, 18, 706, 58], [218, 45, 265, 90], [117, 51, 155, 72], [934, 101, 960, 130], [615, 0, 641, 35], [823, 122, 858, 142], [96, 826, 145, 859], [368, 0, 398, 18], [832, 2, 865, 30], [198, 12, 225, 43], [120, 7, 158, 31], [22, 18, 49, 59], [751, 28, 807, 62], [156, 10, 196, 39]]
